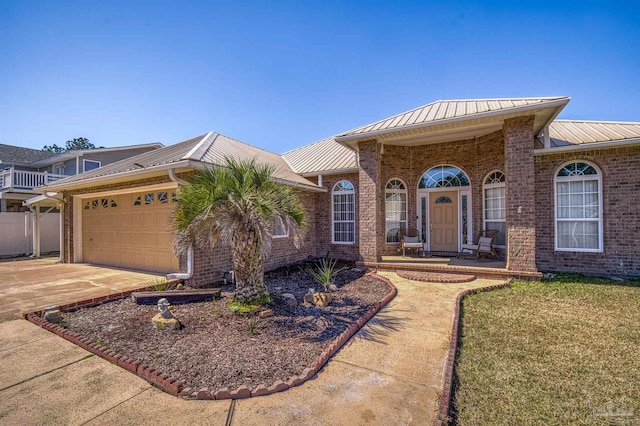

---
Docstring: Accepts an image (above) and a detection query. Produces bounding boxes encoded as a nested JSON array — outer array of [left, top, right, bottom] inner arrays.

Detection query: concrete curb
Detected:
[[433, 279, 512, 426], [24, 272, 397, 401]]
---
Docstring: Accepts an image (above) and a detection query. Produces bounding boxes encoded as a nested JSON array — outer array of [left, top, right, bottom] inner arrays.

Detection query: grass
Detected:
[[453, 274, 640, 425]]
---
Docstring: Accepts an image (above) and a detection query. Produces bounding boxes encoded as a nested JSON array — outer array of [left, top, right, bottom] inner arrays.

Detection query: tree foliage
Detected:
[[172, 157, 307, 299], [43, 137, 103, 153]]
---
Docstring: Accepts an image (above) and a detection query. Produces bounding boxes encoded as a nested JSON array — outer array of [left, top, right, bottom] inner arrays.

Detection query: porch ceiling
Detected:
[[336, 97, 570, 149]]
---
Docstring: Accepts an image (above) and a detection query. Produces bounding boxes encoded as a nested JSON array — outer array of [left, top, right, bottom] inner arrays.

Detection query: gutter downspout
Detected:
[[166, 168, 193, 280]]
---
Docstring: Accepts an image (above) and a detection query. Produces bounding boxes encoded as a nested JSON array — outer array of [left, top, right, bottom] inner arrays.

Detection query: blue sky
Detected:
[[1, 1, 639, 154]]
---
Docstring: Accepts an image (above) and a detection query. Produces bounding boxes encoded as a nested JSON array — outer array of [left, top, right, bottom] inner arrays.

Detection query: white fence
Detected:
[[0, 212, 60, 256]]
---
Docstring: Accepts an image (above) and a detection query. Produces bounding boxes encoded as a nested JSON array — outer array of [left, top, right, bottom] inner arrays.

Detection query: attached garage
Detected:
[[81, 187, 179, 273]]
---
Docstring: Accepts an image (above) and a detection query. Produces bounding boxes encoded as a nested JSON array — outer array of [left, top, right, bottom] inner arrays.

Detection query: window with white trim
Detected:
[[273, 217, 288, 238], [483, 171, 506, 246], [83, 159, 101, 171], [332, 180, 355, 244], [555, 161, 602, 251], [385, 179, 407, 244]]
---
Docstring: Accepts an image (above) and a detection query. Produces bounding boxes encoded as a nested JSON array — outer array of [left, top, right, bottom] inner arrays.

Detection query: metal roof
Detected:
[[337, 97, 570, 139], [282, 136, 357, 175], [45, 132, 322, 191], [0, 143, 55, 165], [545, 120, 640, 147], [199, 133, 321, 188]]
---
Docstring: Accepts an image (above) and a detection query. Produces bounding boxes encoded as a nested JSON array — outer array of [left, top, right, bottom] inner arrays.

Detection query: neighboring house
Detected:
[[41, 97, 640, 283], [0, 142, 163, 257], [1, 143, 164, 212]]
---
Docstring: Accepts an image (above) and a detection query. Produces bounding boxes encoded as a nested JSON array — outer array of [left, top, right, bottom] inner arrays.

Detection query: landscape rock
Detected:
[[282, 293, 297, 307], [259, 309, 274, 318], [42, 307, 63, 324], [313, 292, 332, 307]]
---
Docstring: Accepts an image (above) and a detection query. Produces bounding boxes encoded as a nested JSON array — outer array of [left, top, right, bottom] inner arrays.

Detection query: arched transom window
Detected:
[[419, 165, 470, 189], [483, 171, 506, 246], [385, 179, 407, 244], [332, 180, 355, 244], [555, 161, 602, 251]]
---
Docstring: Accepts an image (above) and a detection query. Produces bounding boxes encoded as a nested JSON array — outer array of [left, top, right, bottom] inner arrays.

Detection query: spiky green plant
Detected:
[[172, 157, 306, 302], [306, 258, 345, 292]]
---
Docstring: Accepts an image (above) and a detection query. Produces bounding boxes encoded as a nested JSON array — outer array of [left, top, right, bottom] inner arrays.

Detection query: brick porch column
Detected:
[[358, 140, 382, 262], [503, 116, 537, 273]]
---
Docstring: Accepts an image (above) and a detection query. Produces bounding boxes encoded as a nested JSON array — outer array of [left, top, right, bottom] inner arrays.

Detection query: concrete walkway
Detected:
[[0, 265, 505, 425]]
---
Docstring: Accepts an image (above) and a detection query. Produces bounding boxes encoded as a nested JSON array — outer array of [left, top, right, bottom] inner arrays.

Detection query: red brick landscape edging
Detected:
[[396, 270, 476, 284], [24, 272, 397, 400], [433, 279, 512, 426]]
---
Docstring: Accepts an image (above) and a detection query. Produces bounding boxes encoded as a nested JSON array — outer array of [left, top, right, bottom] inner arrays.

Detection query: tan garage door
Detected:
[[82, 189, 179, 273]]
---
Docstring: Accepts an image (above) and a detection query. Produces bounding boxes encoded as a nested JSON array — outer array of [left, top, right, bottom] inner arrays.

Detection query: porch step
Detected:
[[396, 270, 476, 283], [357, 260, 542, 280]]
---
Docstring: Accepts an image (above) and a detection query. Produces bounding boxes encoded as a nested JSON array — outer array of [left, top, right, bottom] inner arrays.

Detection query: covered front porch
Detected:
[[335, 98, 569, 278]]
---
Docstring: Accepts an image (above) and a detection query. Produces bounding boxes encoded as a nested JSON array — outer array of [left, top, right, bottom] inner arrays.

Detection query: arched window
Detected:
[[385, 179, 407, 244], [332, 180, 355, 244], [555, 161, 603, 251], [483, 171, 506, 246], [418, 165, 470, 189]]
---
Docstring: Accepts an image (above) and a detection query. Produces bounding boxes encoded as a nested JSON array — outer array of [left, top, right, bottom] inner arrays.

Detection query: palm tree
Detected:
[[172, 157, 306, 301]]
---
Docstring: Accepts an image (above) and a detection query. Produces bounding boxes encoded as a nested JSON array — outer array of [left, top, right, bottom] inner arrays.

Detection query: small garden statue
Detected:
[[152, 298, 182, 330]]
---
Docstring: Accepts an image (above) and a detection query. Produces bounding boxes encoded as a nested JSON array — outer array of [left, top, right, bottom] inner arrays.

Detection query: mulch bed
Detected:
[[62, 261, 390, 393]]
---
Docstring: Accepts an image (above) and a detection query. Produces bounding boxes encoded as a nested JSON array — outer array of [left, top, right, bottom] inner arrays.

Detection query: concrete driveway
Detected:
[[0, 264, 506, 425], [0, 258, 163, 322]]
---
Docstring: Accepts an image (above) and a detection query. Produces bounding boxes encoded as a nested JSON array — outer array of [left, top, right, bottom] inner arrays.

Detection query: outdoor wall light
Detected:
[[517, 206, 523, 214]]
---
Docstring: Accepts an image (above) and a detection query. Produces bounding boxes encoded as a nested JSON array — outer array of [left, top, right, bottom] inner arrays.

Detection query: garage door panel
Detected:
[[82, 190, 179, 273]]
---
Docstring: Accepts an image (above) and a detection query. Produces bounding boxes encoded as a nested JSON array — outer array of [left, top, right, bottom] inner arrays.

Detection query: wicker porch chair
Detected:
[[400, 228, 422, 257]]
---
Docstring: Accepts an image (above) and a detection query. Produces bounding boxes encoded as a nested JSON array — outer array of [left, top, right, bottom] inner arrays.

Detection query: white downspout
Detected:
[[167, 168, 193, 280]]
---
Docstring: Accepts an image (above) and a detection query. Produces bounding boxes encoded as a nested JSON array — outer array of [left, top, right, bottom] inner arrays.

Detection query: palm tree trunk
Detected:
[[231, 227, 266, 295]]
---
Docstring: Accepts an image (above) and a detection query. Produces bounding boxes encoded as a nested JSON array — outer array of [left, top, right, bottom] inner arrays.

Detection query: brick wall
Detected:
[[535, 145, 640, 278], [358, 140, 383, 262], [503, 116, 537, 273], [311, 172, 361, 261], [378, 131, 506, 256]]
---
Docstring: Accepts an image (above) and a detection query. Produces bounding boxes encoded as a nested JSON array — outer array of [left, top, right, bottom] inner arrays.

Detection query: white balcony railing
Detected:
[[0, 167, 68, 191]]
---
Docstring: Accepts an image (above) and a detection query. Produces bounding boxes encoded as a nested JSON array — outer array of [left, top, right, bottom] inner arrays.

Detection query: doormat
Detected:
[[428, 251, 459, 258]]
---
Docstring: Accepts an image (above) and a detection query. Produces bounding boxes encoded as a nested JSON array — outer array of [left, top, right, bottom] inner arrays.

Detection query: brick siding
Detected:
[[535, 145, 640, 278]]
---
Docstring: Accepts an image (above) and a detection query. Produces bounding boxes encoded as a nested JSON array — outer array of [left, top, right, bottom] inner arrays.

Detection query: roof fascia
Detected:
[[300, 167, 359, 177], [534, 137, 640, 155], [39, 160, 195, 192]]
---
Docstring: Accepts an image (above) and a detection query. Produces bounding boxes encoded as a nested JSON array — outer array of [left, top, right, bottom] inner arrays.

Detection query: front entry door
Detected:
[[429, 191, 458, 252]]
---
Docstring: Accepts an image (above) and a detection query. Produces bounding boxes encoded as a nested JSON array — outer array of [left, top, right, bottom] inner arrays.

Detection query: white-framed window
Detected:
[[52, 163, 65, 175], [385, 178, 407, 244], [332, 180, 355, 244], [83, 159, 101, 172], [483, 170, 506, 246], [273, 217, 288, 238], [555, 161, 603, 252]]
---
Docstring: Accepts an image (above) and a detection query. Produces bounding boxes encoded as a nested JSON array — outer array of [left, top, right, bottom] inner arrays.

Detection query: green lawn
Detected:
[[453, 275, 640, 425]]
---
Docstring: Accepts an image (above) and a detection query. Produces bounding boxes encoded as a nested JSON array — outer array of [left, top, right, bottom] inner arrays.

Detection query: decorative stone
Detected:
[[282, 293, 297, 307], [42, 306, 62, 324], [312, 292, 332, 307], [176, 283, 185, 290], [259, 309, 273, 318], [328, 283, 338, 292]]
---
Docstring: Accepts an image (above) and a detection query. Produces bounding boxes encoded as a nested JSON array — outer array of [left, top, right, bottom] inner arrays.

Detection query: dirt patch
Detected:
[[63, 262, 389, 392]]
